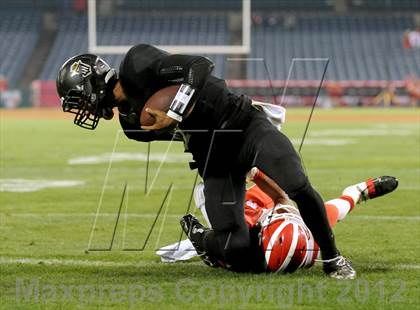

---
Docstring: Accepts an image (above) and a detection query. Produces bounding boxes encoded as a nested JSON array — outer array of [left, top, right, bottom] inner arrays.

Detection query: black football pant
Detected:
[[199, 112, 339, 271]]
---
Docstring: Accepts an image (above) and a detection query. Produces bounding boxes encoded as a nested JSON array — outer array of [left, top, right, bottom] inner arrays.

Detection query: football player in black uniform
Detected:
[[56, 44, 355, 279]]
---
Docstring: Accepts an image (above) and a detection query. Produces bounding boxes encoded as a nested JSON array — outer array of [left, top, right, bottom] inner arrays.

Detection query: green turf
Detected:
[[0, 108, 419, 309]]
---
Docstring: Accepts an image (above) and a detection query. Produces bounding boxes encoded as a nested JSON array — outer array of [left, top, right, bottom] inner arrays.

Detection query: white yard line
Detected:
[[350, 215, 420, 221], [0, 179, 85, 192], [396, 264, 420, 270], [290, 138, 356, 146], [68, 152, 191, 165], [310, 128, 415, 137], [0, 256, 418, 271], [7, 213, 184, 219], [0, 257, 199, 267], [4, 214, 419, 221]]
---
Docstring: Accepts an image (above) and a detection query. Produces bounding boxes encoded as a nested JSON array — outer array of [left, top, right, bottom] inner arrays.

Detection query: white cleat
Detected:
[[322, 256, 356, 280]]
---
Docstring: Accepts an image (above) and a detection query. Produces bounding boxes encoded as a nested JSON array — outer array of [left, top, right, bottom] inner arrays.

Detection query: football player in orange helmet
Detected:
[[161, 168, 397, 279], [244, 168, 397, 277]]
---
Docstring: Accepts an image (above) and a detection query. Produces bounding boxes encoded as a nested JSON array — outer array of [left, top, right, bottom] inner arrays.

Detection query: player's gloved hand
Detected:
[[141, 108, 178, 131]]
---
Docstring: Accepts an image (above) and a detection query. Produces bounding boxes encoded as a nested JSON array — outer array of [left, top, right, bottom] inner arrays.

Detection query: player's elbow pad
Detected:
[[166, 57, 214, 122], [187, 57, 214, 90]]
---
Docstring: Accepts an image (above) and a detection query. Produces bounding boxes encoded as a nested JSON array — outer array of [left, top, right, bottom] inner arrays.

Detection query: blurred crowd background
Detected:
[[0, 0, 419, 108]]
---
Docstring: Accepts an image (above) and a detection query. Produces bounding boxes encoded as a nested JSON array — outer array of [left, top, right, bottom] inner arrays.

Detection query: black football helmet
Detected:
[[56, 54, 117, 129]]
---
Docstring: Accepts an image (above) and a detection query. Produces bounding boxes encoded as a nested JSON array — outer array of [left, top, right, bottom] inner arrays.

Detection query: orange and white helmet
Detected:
[[259, 206, 320, 273]]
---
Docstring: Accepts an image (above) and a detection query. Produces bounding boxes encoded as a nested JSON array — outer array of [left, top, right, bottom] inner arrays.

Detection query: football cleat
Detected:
[[180, 214, 220, 268], [343, 176, 398, 204], [359, 176, 398, 202], [322, 255, 356, 280]]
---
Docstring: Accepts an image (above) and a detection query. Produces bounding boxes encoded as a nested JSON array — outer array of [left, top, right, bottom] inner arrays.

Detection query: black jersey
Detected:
[[112, 45, 335, 271], [117, 43, 256, 173]]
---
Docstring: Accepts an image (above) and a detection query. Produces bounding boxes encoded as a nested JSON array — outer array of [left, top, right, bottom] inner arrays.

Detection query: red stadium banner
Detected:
[[29, 79, 418, 109], [226, 80, 406, 88], [31, 80, 61, 107]]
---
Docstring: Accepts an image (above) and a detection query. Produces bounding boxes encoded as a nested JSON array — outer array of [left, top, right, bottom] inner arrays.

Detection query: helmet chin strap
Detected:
[[104, 68, 117, 83], [99, 91, 116, 120], [98, 70, 119, 120], [101, 107, 114, 120]]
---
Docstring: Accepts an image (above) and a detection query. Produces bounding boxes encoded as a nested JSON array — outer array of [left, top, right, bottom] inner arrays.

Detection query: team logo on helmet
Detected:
[[70, 60, 92, 78]]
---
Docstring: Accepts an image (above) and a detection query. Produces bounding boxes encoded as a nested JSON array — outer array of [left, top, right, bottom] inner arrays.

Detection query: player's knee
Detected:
[[225, 234, 250, 255], [220, 229, 250, 263], [290, 180, 322, 209], [257, 152, 309, 198], [286, 175, 311, 200]]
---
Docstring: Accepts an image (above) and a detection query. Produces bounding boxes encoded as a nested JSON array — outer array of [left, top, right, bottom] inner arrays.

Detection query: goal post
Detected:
[[87, 0, 251, 55]]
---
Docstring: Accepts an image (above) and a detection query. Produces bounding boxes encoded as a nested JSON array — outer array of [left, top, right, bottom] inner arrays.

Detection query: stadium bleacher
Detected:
[[1, 0, 419, 11], [39, 13, 228, 80], [249, 14, 419, 80], [349, 0, 420, 11], [0, 11, 41, 87], [39, 12, 419, 81], [115, 0, 333, 11], [0, 0, 418, 89]]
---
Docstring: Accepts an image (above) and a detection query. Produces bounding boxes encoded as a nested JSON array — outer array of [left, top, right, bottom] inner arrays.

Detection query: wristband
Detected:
[[167, 84, 195, 122], [166, 109, 183, 122]]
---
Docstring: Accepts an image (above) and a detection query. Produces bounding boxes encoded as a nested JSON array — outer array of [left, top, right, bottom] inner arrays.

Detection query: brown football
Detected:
[[140, 85, 180, 126]]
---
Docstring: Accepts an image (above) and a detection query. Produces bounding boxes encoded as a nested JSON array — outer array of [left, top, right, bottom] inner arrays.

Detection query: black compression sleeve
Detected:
[[152, 54, 214, 90], [119, 114, 176, 142]]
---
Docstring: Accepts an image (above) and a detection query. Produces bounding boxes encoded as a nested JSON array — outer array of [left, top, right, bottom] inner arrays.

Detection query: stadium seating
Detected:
[[1, 0, 418, 11], [0, 11, 41, 87], [249, 14, 419, 80], [115, 0, 333, 11], [349, 0, 420, 11], [40, 12, 419, 82], [0, 0, 74, 10], [39, 13, 228, 80], [1, 8, 418, 85]]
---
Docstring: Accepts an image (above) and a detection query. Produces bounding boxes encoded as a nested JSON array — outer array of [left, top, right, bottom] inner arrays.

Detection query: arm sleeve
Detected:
[[152, 54, 214, 90], [119, 114, 177, 142]]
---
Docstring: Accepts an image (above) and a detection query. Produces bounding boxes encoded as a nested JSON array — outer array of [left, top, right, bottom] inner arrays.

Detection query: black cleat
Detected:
[[360, 176, 398, 202], [180, 214, 221, 268], [323, 255, 356, 280]]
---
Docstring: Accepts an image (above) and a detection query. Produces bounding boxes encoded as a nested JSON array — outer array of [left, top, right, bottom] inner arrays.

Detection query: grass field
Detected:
[[0, 107, 419, 309]]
